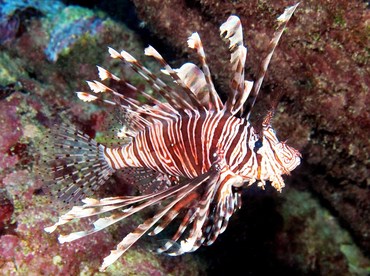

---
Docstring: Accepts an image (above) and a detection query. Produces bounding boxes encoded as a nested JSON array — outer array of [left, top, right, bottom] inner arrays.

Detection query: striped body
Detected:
[[42, 4, 301, 271], [105, 110, 257, 181]]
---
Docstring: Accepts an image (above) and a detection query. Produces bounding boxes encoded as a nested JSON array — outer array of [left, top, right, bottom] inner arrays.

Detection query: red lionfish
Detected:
[[42, 3, 301, 271]]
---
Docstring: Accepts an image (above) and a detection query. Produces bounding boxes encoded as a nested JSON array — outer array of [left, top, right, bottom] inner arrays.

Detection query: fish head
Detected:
[[253, 114, 301, 191]]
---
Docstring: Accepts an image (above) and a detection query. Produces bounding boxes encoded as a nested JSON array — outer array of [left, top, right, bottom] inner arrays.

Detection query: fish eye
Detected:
[[254, 139, 263, 149]]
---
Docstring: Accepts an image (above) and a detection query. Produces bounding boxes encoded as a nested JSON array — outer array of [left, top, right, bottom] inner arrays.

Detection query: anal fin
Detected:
[[119, 167, 177, 195]]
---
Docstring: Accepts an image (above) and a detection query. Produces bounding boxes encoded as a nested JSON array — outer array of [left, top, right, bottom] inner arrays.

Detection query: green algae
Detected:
[[279, 188, 370, 274], [333, 12, 346, 28], [52, 255, 63, 266], [340, 244, 370, 276], [0, 52, 27, 86]]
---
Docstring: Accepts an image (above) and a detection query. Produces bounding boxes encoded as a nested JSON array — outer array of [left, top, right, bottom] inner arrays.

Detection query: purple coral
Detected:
[[0, 15, 20, 44]]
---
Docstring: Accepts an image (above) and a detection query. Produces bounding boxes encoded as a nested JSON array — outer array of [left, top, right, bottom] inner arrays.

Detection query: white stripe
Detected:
[[105, 148, 120, 169]]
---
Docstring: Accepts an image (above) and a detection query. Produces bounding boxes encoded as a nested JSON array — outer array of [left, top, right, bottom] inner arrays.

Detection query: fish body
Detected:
[[104, 109, 298, 189], [107, 110, 251, 178], [41, 4, 301, 271]]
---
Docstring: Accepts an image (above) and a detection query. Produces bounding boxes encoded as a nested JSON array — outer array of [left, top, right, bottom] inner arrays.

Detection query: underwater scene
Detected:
[[0, 0, 369, 275]]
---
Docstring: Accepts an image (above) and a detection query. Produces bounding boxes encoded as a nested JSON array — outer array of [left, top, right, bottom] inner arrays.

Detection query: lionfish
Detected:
[[41, 3, 301, 271]]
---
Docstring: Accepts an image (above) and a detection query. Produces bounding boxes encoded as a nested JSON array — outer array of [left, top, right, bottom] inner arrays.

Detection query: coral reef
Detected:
[[0, 0, 106, 62], [0, 0, 369, 275], [0, 0, 63, 44], [43, 6, 105, 62], [0, 94, 23, 170], [132, 0, 370, 255]]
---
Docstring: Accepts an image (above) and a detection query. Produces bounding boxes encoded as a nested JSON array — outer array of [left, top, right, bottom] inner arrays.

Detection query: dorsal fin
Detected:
[[242, 3, 300, 119], [187, 32, 223, 111], [162, 62, 210, 106], [220, 15, 253, 115], [77, 63, 181, 136], [144, 45, 205, 110], [108, 47, 196, 111]]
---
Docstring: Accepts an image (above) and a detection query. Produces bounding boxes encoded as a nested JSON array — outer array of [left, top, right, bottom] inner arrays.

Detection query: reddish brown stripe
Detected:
[[180, 113, 201, 175], [131, 137, 145, 167], [225, 122, 247, 163], [193, 111, 204, 168], [103, 147, 115, 169], [162, 118, 188, 176], [210, 114, 229, 153], [143, 129, 168, 173], [236, 127, 253, 171]]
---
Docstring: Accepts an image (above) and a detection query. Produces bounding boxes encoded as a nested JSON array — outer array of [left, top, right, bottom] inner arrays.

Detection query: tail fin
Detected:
[[38, 124, 114, 208]]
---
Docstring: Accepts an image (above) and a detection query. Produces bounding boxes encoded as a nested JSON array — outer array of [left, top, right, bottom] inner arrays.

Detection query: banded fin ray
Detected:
[[144, 45, 205, 110], [108, 47, 195, 111], [76, 90, 153, 134], [156, 171, 220, 255], [203, 185, 242, 246], [220, 15, 252, 115], [187, 32, 223, 111], [78, 74, 178, 136], [171, 63, 210, 106], [242, 3, 300, 119], [100, 164, 220, 270], [96, 65, 175, 114]]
